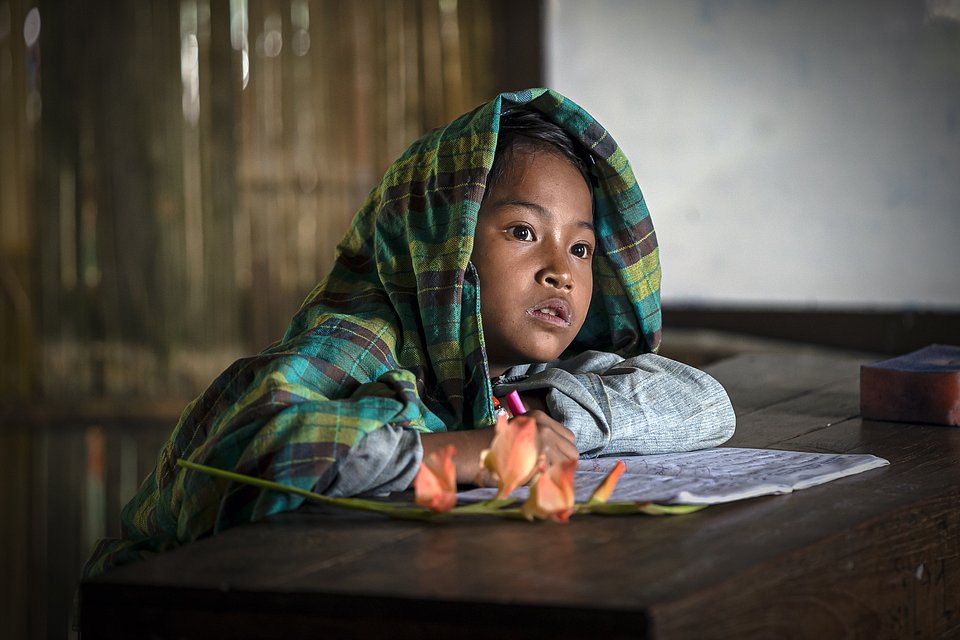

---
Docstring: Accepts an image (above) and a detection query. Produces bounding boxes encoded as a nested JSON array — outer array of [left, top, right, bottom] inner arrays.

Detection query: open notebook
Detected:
[[457, 447, 890, 505]]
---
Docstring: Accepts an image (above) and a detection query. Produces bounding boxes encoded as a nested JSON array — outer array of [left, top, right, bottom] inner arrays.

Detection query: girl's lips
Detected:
[[526, 298, 572, 327]]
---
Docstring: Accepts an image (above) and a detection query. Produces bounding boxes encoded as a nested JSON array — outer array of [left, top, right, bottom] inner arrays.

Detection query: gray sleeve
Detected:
[[495, 350, 736, 457], [326, 425, 424, 497]]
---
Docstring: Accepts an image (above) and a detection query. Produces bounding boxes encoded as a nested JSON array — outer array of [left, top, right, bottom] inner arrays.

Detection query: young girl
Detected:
[[84, 88, 734, 576]]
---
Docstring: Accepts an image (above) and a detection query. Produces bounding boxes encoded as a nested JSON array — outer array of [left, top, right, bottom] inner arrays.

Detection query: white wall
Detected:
[[546, 0, 960, 309]]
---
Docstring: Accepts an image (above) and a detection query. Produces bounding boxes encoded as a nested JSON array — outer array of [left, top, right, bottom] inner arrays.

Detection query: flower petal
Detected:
[[521, 459, 578, 523], [414, 444, 457, 512], [588, 460, 626, 504], [482, 414, 540, 499]]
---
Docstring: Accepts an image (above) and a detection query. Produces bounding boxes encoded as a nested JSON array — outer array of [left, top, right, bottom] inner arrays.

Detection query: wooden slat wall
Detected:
[[7, 0, 512, 405], [1, 4, 38, 638], [0, 418, 176, 640], [0, 2, 542, 639], [0, 0, 36, 397]]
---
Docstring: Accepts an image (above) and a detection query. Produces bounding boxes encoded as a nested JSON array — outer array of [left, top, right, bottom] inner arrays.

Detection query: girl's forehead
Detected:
[[490, 146, 591, 186], [481, 150, 594, 224]]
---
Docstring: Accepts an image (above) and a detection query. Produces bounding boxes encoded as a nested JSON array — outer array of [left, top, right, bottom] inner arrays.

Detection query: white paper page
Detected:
[[457, 447, 890, 505]]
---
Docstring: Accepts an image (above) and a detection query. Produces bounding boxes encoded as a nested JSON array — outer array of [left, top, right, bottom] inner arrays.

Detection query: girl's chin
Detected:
[[487, 336, 573, 374], [511, 346, 569, 368]]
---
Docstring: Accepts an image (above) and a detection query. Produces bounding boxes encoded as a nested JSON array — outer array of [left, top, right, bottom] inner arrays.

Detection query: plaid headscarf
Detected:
[[84, 88, 661, 575]]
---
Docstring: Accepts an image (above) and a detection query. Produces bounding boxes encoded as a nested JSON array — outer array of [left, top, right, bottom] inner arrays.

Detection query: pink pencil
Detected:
[[505, 390, 527, 416]]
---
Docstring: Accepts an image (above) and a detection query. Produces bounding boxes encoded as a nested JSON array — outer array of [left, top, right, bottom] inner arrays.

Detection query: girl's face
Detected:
[[472, 149, 594, 378]]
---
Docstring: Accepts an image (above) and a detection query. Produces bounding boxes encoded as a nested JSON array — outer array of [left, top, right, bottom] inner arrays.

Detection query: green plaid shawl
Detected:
[[84, 88, 661, 575]]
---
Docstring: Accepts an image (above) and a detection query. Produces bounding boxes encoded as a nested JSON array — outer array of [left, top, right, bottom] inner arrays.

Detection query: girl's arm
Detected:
[[420, 410, 577, 486], [497, 351, 736, 457], [420, 428, 494, 485]]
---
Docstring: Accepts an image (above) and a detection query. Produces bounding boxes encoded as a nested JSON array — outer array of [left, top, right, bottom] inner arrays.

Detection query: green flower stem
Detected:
[[578, 501, 708, 516], [178, 459, 513, 520], [178, 459, 705, 521], [451, 497, 517, 513], [177, 459, 408, 516], [458, 504, 527, 518]]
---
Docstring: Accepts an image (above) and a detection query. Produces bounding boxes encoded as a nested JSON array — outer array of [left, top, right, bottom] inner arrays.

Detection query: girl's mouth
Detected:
[[526, 299, 572, 327]]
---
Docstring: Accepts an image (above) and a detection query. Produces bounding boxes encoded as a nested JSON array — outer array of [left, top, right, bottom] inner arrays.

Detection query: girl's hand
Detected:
[[521, 409, 578, 467], [420, 391, 578, 488], [516, 390, 578, 467], [470, 411, 576, 489]]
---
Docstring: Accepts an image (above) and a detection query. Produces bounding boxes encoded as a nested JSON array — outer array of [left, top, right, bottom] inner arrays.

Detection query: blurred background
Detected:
[[1, 0, 958, 638]]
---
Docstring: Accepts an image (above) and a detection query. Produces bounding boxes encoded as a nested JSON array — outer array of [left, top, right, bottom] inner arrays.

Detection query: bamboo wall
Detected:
[[0, 1, 541, 638], [1, 0, 35, 397], [4, 0, 523, 402]]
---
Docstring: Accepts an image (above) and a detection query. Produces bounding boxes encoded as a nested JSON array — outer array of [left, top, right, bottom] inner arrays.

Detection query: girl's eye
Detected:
[[571, 243, 593, 259], [509, 225, 534, 241]]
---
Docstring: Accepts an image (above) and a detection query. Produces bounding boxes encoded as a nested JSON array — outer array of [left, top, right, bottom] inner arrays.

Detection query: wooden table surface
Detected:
[[78, 352, 960, 639]]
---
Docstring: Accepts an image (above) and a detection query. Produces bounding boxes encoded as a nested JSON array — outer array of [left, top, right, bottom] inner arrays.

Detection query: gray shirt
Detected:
[[327, 350, 736, 497]]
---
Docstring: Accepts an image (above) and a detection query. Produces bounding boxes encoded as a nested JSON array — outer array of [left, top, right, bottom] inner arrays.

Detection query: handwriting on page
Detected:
[[457, 448, 890, 505]]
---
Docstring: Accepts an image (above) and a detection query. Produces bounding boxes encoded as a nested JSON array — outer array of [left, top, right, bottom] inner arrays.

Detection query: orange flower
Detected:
[[480, 414, 540, 499], [588, 460, 626, 503], [522, 459, 578, 523], [414, 444, 457, 512]]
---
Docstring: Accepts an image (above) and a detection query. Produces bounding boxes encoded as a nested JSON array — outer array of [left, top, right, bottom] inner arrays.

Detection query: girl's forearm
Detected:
[[419, 390, 549, 486], [421, 428, 495, 484]]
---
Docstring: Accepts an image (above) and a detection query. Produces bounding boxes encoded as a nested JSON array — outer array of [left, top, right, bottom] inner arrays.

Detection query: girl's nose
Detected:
[[543, 271, 572, 289], [537, 252, 573, 290]]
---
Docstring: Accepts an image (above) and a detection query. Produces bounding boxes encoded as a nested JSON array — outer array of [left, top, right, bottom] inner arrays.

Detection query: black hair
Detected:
[[484, 108, 595, 198]]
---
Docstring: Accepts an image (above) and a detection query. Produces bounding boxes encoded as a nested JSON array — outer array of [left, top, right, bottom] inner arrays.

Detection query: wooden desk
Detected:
[[79, 352, 960, 639]]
